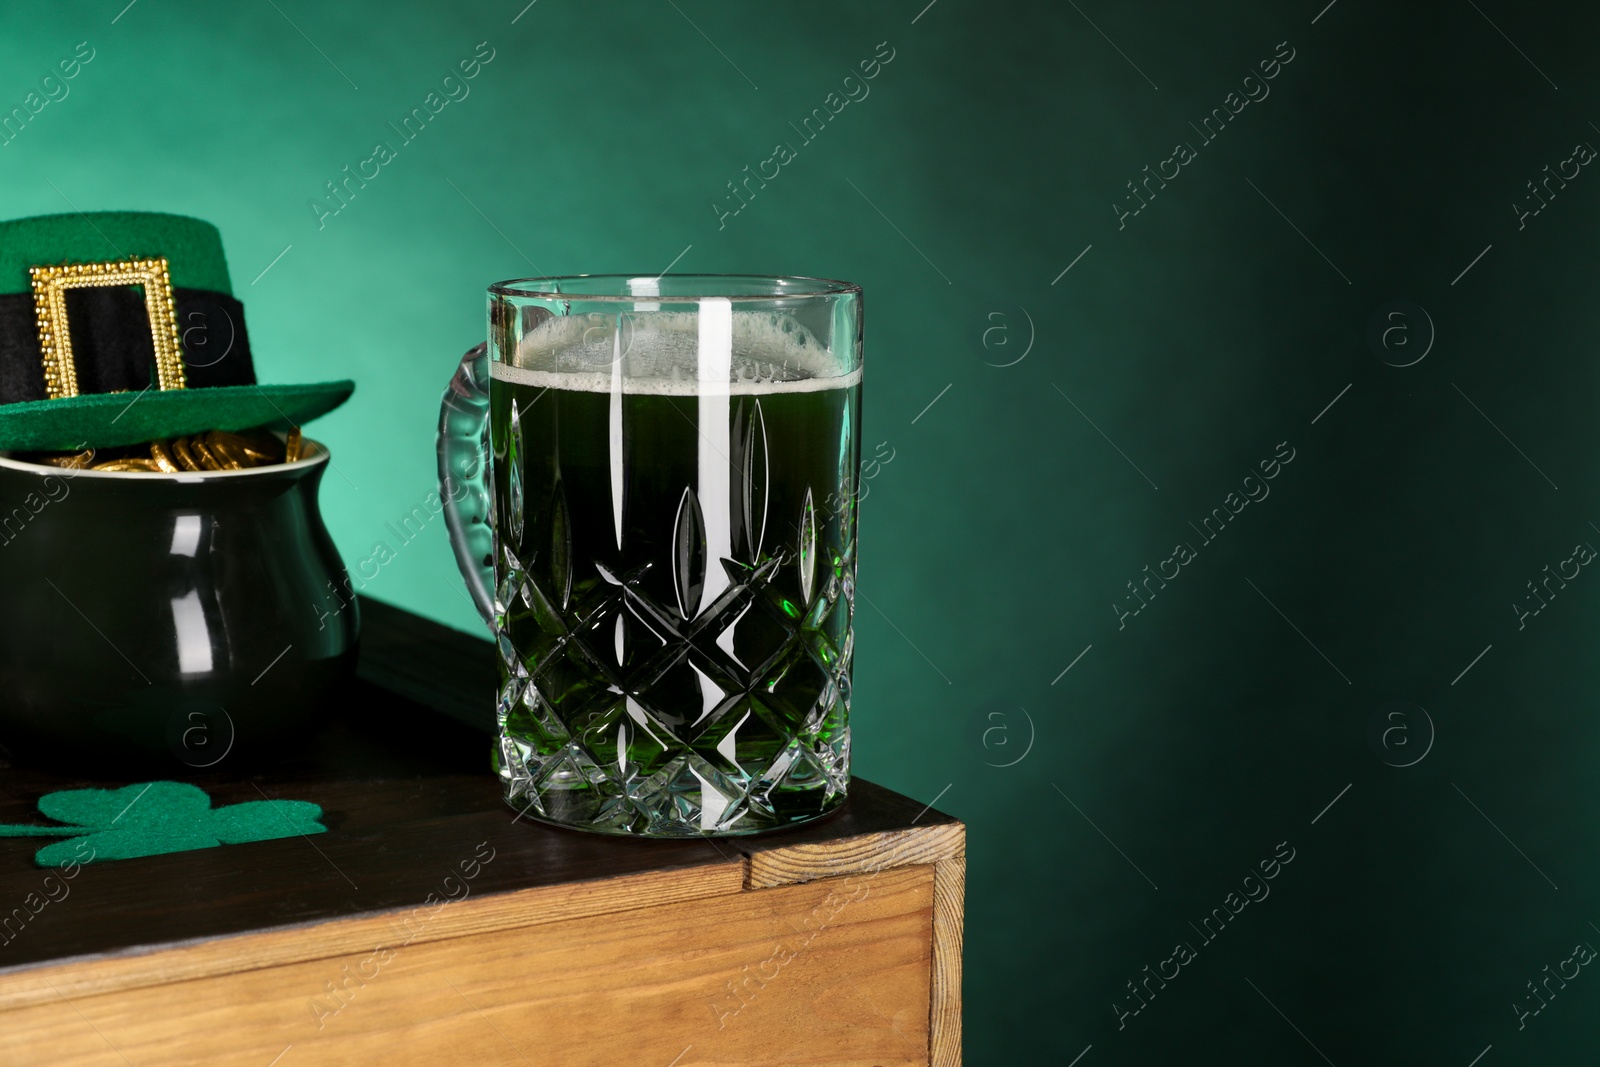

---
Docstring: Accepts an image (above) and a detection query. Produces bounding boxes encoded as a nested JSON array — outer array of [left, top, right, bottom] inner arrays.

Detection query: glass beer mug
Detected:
[[438, 276, 863, 837]]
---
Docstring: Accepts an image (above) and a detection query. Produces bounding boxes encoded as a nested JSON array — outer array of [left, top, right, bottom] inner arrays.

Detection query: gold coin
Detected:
[[205, 432, 251, 470], [208, 431, 255, 463], [235, 431, 280, 460], [149, 441, 181, 473], [284, 427, 303, 464], [171, 436, 202, 472], [224, 428, 282, 462], [197, 436, 241, 471], [191, 436, 225, 471], [93, 459, 161, 472], [42, 450, 95, 469]]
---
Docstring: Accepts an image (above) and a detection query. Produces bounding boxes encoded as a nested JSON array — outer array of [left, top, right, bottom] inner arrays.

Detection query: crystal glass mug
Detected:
[[438, 276, 863, 837]]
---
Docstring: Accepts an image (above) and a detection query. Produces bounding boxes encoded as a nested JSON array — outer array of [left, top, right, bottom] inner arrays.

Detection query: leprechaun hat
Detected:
[[0, 211, 352, 452]]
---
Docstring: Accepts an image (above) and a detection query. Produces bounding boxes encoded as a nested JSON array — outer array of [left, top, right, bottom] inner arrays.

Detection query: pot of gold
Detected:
[[0, 212, 356, 772]]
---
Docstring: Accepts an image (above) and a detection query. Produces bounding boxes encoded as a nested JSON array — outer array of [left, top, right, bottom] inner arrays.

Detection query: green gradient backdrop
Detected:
[[6, 0, 1600, 1062]]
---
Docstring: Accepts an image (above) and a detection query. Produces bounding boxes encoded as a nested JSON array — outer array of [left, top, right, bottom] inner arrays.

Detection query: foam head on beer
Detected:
[[498, 309, 859, 393]]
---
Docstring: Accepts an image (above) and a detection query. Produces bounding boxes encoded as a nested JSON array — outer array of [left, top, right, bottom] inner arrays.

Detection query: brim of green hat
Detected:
[[0, 381, 354, 452]]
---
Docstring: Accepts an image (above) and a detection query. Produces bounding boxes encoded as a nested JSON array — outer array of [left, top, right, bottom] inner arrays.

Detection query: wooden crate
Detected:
[[0, 599, 963, 1066]]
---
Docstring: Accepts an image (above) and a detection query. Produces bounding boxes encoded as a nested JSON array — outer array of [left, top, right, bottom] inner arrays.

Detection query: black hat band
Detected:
[[0, 286, 256, 405]]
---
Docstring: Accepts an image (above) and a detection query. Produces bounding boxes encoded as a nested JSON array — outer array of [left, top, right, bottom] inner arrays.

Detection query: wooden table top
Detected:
[[0, 597, 957, 976]]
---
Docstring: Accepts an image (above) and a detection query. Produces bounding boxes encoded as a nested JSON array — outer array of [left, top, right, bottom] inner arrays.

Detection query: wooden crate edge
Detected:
[[0, 859, 745, 1013], [744, 821, 966, 889]]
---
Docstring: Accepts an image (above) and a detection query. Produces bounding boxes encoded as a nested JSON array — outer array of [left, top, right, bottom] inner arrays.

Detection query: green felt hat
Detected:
[[0, 211, 352, 452]]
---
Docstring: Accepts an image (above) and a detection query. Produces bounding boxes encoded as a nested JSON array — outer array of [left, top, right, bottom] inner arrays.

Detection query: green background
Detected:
[[5, 0, 1599, 1061]]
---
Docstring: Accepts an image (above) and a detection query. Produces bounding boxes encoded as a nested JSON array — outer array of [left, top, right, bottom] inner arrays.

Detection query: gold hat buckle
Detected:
[[29, 256, 187, 400]]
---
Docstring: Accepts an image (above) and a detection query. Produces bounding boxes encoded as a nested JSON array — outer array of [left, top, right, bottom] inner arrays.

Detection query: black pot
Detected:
[[0, 439, 358, 774]]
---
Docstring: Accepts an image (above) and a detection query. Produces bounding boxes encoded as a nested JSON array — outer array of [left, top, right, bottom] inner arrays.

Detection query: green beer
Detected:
[[489, 307, 861, 835]]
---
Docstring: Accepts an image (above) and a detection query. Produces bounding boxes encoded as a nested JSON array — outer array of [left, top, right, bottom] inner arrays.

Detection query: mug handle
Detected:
[[437, 342, 495, 629]]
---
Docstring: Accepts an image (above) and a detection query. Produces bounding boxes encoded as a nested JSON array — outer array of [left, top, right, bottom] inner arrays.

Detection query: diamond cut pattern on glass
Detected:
[[495, 491, 853, 836]]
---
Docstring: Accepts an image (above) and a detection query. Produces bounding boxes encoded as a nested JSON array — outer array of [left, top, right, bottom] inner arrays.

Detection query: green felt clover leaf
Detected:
[[0, 781, 326, 867], [37, 781, 212, 831], [204, 799, 326, 844]]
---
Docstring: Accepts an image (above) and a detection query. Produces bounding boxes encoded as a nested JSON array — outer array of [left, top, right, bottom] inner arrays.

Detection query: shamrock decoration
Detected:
[[0, 781, 326, 867]]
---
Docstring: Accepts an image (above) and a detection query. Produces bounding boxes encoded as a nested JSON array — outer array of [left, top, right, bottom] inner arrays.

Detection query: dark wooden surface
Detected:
[[0, 596, 952, 974], [355, 596, 497, 734]]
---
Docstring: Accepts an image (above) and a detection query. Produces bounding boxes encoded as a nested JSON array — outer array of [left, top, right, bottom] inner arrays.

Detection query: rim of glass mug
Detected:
[[488, 273, 862, 302], [0, 438, 328, 480]]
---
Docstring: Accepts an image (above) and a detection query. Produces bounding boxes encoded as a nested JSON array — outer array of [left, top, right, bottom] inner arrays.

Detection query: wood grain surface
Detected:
[[930, 852, 965, 1067], [3, 865, 936, 1067]]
